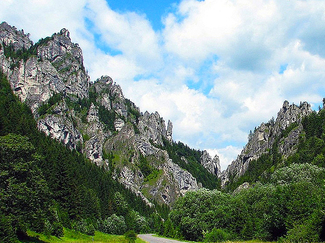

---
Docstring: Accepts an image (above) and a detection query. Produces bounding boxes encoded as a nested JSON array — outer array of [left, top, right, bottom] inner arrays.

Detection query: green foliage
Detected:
[[138, 154, 158, 180], [169, 163, 325, 242], [72, 219, 95, 236], [163, 218, 176, 238], [126, 210, 150, 233], [114, 192, 129, 217], [204, 228, 230, 242], [98, 105, 116, 131], [0, 134, 53, 234], [0, 214, 16, 243], [99, 214, 127, 235], [270, 163, 325, 185], [169, 189, 231, 241]]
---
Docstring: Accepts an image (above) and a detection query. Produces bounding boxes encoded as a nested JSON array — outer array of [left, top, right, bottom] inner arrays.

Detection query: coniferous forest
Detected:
[[0, 71, 168, 242]]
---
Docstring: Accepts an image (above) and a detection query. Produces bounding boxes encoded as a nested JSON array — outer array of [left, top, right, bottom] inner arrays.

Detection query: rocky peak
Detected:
[[274, 100, 312, 135], [138, 111, 172, 146], [92, 76, 128, 118], [200, 150, 221, 176], [167, 120, 173, 142], [0, 23, 89, 113], [0, 22, 32, 50], [36, 29, 89, 99], [59, 28, 70, 39], [220, 100, 313, 188]]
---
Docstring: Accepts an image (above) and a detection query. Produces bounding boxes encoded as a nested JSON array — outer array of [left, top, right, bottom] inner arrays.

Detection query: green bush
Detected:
[[100, 214, 126, 235], [72, 219, 95, 236], [204, 228, 230, 242], [126, 210, 149, 233]]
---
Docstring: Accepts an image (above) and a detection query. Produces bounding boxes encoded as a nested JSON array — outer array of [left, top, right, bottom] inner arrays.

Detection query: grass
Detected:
[[20, 228, 147, 243]]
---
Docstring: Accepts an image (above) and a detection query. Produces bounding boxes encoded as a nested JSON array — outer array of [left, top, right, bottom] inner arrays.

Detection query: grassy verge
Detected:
[[20, 228, 147, 243], [152, 234, 274, 243]]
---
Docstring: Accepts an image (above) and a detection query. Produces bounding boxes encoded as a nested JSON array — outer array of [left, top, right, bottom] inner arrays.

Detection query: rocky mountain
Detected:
[[220, 100, 313, 188], [0, 22, 221, 205]]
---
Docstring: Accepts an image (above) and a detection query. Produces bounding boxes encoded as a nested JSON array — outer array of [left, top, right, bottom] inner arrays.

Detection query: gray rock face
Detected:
[[138, 111, 172, 146], [220, 100, 313, 187], [167, 120, 173, 142], [92, 76, 128, 118], [233, 182, 250, 195], [37, 28, 89, 99], [200, 150, 221, 176], [165, 158, 199, 196], [37, 101, 83, 150], [0, 23, 89, 113], [114, 118, 125, 131], [105, 121, 198, 204], [0, 22, 32, 50]]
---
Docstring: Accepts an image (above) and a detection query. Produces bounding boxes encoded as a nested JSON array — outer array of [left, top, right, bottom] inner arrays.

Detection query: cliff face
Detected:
[[200, 150, 221, 177], [220, 100, 312, 187], [0, 22, 205, 205]]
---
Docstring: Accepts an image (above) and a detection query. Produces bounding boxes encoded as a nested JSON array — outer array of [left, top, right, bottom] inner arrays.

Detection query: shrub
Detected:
[[204, 228, 230, 242], [100, 214, 126, 235], [73, 219, 95, 236]]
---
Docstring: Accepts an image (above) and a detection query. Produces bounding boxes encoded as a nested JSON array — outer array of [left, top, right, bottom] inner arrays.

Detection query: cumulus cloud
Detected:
[[2, 0, 325, 169]]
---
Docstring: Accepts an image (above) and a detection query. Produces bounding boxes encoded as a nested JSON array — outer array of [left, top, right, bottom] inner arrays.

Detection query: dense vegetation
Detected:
[[167, 164, 325, 242], [0, 72, 167, 242], [165, 106, 325, 242]]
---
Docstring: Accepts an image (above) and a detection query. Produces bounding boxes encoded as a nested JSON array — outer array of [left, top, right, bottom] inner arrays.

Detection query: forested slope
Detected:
[[0, 71, 168, 242]]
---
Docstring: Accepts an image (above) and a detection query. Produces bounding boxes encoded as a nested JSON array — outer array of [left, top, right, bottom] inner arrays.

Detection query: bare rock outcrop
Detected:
[[200, 150, 221, 176], [220, 101, 312, 187]]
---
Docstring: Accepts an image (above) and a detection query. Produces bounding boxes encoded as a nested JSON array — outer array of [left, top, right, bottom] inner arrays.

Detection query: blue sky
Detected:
[[105, 0, 180, 30], [2, 0, 325, 169]]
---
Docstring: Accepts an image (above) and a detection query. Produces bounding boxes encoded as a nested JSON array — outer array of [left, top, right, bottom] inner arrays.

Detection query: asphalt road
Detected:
[[138, 234, 188, 243]]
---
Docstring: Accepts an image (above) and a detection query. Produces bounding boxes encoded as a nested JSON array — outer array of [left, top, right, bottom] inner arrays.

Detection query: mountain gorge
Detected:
[[3, 21, 325, 242]]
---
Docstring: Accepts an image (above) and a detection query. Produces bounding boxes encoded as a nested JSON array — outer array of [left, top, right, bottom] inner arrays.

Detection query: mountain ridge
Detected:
[[0, 21, 221, 205]]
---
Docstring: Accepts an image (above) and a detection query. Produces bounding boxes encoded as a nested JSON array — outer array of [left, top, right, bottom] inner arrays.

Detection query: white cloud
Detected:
[[2, 0, 325, 170]]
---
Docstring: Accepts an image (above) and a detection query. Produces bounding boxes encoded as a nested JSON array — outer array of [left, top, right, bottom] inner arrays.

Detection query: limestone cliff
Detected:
[[0, 22, 204, 205]]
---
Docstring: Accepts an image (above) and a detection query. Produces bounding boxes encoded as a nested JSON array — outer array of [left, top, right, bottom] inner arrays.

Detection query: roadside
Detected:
[[138, 234, 189, 243]]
